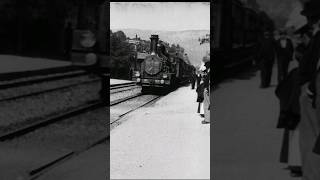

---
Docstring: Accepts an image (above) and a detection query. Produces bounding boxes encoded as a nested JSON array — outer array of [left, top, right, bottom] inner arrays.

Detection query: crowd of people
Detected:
[[191, 55, 210, 124], [257, 1, 320, 179]]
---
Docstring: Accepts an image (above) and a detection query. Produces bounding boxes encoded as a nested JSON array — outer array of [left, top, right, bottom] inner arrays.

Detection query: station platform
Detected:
[[0, 55, 71, 74], [110, 85, 210, 179], [31, 85, 209, 180], [213, 67, 300, 180]]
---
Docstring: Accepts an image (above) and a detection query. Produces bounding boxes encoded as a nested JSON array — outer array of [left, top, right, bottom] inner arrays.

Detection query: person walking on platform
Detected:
[[298, 1, 320, 179], [275, 67, 302, 177], [202, 57, 210, 124], [257, 31, 276, 88], [196, 73, 202, 89], [275, 31, 294, 84], [191, 70, 196, 90], [196, 65, 205, 117]]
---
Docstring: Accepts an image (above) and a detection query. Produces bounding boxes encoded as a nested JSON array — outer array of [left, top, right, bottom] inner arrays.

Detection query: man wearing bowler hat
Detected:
[[258, 30, 276, 88], [298, 1, 320, 179]]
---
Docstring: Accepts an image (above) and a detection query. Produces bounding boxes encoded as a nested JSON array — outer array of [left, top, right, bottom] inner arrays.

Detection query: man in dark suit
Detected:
[[258, 31, 276, 88], [275, 31, 294, 84]]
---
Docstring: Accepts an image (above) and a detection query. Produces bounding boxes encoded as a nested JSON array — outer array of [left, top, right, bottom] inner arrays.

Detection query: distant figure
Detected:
[[275, 31, 294, 84], [257, 31, 276, 88], [191, 71, 196, 89], [65, 22, 73, 60], [196, 77, 204, 115], [196, 73, 202, 88], [202, 60, 210, 124]]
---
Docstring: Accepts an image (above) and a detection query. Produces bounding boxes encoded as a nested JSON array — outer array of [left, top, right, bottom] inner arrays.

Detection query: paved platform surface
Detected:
[[0, 55, 71, 74], [110, 78, 134, 85], [212, 67, 300, 180], [110, 85, 210, 179]]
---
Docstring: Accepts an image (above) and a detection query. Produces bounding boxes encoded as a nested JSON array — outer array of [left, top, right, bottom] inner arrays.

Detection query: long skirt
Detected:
[[288, 129, 301, 166], [279, 128, 301, 166], [203, 90, 210, 122], [299, 84, 320, 180]]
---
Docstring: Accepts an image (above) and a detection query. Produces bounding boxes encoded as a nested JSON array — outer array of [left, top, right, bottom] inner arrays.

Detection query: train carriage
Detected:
[[213, 0, 274, 82]]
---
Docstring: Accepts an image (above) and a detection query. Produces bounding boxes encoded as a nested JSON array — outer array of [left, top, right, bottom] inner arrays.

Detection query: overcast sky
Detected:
[[110, 2, 210, 31]]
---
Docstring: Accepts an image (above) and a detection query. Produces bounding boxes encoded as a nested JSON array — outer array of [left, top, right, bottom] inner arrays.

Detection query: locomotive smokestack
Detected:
[[150, 35, 159, 55]]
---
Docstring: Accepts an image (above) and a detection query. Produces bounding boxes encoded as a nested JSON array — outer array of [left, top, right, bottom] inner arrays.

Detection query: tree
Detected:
[[199, 33, 210, 45]]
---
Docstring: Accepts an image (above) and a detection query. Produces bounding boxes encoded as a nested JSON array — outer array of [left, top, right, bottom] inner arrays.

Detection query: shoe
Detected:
[[290, 171, 302, 177], [289, 166, 302, 177], [260, 85, 269, 88], [201, 120, 210, 124]]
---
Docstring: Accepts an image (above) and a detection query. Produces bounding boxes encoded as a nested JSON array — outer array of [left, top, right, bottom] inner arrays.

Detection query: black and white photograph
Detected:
[[2, 0, 320, 179], [110, 2, 210, 179], [213, 0, 320, 179], [0, 1, 109, 180]]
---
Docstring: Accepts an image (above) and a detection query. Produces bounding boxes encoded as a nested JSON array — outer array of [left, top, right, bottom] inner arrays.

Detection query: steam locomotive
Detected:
[[131, 35, 195, 91]]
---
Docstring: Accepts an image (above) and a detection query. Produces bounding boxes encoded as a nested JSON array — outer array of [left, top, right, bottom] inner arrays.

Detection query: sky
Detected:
[[110, 2, 210, 31], [256, 0, 307, 28]]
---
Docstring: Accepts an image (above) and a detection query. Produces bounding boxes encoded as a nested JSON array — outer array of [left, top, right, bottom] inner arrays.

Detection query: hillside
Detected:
[[111, 28, 210, 66]]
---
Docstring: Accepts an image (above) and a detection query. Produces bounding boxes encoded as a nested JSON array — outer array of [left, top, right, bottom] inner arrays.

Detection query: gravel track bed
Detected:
[[0, 81, 101, 132], [0, 74, 97, 100], [110, 95, 159, 130], [110, 86, 142, 103]]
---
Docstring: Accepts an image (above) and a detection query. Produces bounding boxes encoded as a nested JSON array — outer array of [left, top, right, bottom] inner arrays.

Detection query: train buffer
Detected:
[[212, 67, 299, 180]]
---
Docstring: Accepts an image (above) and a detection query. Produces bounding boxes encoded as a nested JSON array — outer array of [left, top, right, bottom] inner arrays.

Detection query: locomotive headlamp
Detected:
[[85, 53, 97, 65], [137, 78, 141, 82], [80, 31, 96, 48], [134, 71, 140, 77], [162, 74, 168, 79], [160, 79, 165, 84]]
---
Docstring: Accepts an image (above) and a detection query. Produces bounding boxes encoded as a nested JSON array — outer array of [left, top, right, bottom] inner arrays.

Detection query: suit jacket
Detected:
[[275, 38, 294, 61], [257, 37, 276, 62], [299, 31, 320, 86]]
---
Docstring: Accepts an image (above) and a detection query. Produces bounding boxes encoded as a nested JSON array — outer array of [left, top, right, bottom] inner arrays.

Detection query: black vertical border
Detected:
[[210, 1, 214, 180], [106, 1, 110, 180]]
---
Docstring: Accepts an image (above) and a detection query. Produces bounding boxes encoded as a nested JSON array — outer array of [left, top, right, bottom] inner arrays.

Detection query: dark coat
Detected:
[[314, 134, 320, 155], [299, 31, 320, 108], [275, 38, 294, 61], [299, 31, 320, 86], [275, 68, 301, 130], [295, 43, 308, 64], [196, 74, 201, 87], [196, 83, 204, 102], [257, 36, 276, 64]]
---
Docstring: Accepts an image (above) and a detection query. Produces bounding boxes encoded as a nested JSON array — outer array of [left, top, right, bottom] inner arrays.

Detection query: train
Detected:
[[130, 35, 195, 92], [213, 0, 275, 81]]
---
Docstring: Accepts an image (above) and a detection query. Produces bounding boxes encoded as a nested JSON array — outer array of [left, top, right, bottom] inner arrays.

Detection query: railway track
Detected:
[[0, 79, 136, 142], [0, 77, 100, 103], [27, 93, 161, 180], [0, 101, 103, 141], [110, 82, 140, 95], [0, 68, 103, 135]]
